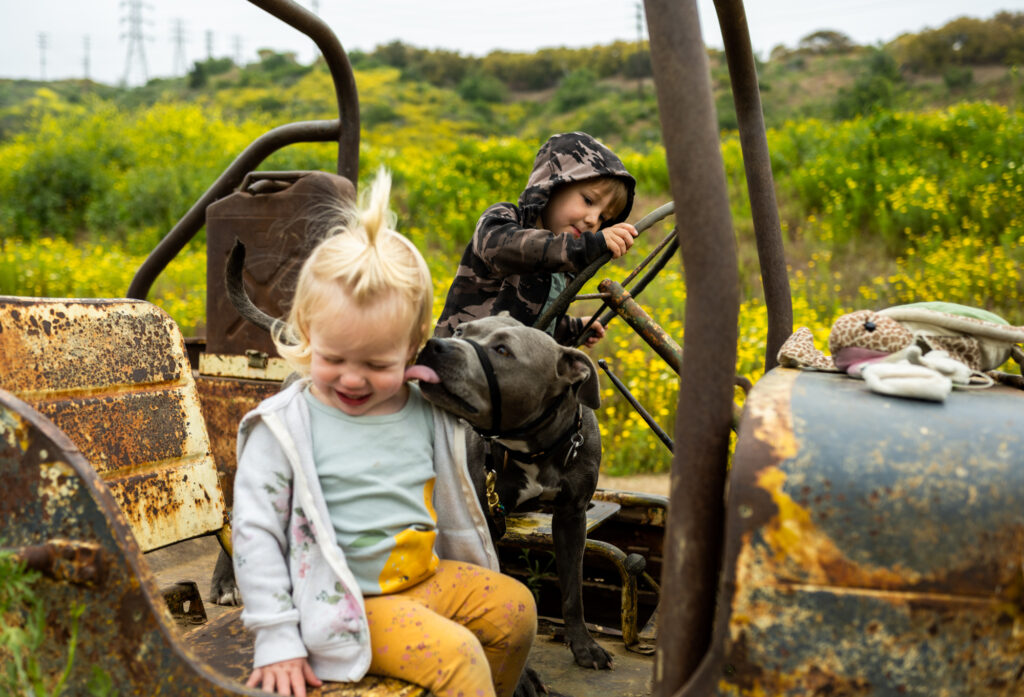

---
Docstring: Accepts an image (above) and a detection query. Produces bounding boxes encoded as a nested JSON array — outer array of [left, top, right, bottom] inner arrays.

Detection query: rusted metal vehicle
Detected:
[[2, 0, 1024, 695]]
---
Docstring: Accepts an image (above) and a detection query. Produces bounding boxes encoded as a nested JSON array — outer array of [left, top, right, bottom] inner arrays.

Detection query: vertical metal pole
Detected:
[[644, 0, 739, 694], [714, 0, 792, 370]]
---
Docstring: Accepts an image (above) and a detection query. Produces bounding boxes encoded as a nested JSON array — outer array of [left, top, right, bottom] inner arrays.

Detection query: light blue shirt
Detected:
[[304, 384, 438, 594]]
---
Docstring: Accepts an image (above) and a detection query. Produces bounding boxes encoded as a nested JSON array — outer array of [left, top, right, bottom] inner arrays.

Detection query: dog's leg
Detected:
[[513, 663, 548, 697], [552, 502, 612, 669], [209, 547, 242, 606]]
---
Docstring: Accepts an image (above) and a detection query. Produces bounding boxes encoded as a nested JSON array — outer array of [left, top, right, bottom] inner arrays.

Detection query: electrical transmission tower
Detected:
[[121, 0, 153, 86], [38, 33, 48, 81], [172, 18, 188, 76], [83, 35, 91, 81]]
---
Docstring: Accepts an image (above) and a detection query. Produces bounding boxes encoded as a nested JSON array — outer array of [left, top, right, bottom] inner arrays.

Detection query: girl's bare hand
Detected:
[[246, 657, 322, 697]]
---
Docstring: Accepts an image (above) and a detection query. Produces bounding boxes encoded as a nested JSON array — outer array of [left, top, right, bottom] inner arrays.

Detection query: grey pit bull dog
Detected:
[[408, 314, 611, 670]]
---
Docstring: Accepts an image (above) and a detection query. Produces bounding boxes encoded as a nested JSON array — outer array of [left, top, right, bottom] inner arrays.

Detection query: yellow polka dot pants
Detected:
[[364, 560, 537, 697]]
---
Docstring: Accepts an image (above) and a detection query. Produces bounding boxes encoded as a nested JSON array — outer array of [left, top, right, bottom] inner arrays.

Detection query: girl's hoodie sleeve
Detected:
[[473, 203, 608, 275], [232, 417, 308, 668]]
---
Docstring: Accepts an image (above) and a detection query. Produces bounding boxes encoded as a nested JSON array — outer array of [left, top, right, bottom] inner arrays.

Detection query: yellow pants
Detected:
[[364, 560, 537, 697]]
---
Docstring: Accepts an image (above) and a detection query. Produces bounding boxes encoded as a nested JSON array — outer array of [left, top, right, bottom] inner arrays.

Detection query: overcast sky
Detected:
[[2, 0, 1021, 86]]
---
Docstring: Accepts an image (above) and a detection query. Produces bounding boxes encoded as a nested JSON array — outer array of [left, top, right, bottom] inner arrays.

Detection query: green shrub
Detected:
[[943, 65, 974, 89], [552, 69, 601, 113]]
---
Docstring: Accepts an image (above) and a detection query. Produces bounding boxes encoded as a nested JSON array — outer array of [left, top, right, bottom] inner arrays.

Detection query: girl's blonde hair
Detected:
[[274, 168, 432, 374]]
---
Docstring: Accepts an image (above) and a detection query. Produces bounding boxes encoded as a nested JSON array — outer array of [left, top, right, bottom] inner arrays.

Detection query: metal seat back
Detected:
[[0, 296, 226, 551]]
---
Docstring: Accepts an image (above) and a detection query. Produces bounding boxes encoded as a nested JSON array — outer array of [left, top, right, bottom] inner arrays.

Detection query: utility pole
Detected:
[[206, 30, 214, 60], [172, 18, 188, 76], [233, 35, 243, 67], [120, 0, 152, 86], [635, 2, 644, 99], [38, 33, 47, 81]]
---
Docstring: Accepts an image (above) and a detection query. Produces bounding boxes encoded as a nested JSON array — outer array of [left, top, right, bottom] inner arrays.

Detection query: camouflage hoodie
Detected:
[[434, 132, 636, 344]]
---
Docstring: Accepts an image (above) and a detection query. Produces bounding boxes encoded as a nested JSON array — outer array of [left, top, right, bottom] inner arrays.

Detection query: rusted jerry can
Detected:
[[205, 170, 355, 358], [200, 171, 354, 504]]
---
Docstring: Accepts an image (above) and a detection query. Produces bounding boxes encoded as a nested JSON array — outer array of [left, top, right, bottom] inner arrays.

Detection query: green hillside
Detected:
[[1, 11, 1022, 474]]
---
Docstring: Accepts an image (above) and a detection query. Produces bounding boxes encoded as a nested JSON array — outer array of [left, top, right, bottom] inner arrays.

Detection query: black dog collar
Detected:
[[463, 337, 566, 439], [463, 336, 584, 468]]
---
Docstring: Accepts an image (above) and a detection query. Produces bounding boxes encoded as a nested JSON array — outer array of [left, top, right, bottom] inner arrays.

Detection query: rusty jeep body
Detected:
[[3, 0, 1024, 696]]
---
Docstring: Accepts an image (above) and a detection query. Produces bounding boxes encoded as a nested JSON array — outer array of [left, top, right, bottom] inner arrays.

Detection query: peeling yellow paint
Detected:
[[748, 369, 799, 462], [39, 459, 77, 519], [0, 408, 29, 451], [756, 465, 922, 588]]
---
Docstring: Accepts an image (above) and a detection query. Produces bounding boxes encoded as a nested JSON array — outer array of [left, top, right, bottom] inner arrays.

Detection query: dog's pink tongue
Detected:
[[405, 365, 440, 383]]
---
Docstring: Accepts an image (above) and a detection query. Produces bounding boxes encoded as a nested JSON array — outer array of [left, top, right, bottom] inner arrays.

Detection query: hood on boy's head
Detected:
[[518, 132, 636, 229]]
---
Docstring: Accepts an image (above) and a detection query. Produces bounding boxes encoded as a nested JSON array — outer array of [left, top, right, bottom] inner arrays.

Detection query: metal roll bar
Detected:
[[127, 0, 359, 300]]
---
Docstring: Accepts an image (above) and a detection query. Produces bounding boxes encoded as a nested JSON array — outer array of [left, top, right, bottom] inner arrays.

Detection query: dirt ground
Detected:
[[597, 472, 670, 496]]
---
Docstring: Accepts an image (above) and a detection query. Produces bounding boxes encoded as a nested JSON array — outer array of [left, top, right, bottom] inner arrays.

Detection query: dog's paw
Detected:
[[209, 548, 241, 606], [569, 635, 613, 670], [212, 582, 242, 606]]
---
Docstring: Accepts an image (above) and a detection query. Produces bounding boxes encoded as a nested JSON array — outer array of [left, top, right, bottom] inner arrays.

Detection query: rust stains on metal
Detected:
[[599, 279, 682, 373], [716, 369, 1024, 695], [1, 298, 226, 552], [14, 540, 107, 586], [195, 374, 280, 509], [742, 367, 798, 464], [198, 352, 293, 382], [0, 298, 184, 397], [754, 464, 925, 589]]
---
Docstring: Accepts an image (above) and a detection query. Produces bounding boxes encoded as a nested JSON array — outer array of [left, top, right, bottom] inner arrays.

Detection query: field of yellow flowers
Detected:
[[1, 89, 1022, 474]]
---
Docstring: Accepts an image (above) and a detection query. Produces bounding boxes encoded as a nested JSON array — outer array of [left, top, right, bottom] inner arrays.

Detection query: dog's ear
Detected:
[[558, 347, 601, 408]]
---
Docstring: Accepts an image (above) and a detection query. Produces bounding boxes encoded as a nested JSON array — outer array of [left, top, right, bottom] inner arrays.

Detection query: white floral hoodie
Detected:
[[231, 380, 499, 681]]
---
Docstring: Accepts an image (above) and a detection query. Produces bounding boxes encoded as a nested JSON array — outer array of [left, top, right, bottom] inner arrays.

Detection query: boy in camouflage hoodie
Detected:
[[434, 132, 638, 346]]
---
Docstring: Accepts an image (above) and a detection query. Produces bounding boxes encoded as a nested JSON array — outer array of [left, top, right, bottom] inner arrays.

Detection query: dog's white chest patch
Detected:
[[515, 463, 558, 506]]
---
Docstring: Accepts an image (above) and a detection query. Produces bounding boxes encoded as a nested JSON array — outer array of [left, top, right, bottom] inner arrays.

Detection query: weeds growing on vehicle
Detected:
[[0, 552, 115, 697]]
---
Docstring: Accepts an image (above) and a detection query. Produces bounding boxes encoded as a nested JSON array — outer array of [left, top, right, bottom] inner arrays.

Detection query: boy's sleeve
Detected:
[[473, 203, 609, 275], [232, 418, 308, 668], [553, 315, 585, 345]]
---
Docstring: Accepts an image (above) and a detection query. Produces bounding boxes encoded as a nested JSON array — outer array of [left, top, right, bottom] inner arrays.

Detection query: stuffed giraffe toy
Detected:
[[777, 301, 1024, 401]]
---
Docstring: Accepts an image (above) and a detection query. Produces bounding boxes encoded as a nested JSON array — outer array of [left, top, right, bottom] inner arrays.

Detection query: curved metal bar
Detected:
[[582, 538, 642, 649], [644, 0, 739, 695], [714, 0, 792, 370], [127, 119, 340, 299], [534, 201, 675, 332], [576, 233, 679, 346], [247, 0, 360, 182]]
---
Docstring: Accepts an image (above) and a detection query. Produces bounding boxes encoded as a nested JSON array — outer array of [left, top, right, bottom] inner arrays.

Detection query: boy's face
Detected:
[[541, 180, 623, 238]]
